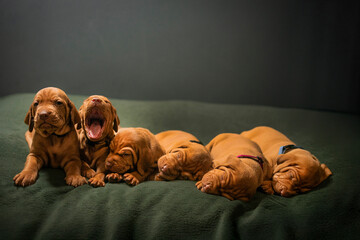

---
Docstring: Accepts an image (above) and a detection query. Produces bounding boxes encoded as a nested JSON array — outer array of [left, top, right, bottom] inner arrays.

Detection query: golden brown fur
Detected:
[[196, 133, 272, 201], [105, 127, 164, 186], [240, 126, 332, 197], [154, 130, 212, 181], [13, 87, 86, 187], [77, 95, 120, 187]]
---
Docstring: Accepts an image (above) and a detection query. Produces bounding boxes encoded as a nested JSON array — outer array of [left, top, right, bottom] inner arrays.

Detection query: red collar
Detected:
[[237, 155, 264, 169]]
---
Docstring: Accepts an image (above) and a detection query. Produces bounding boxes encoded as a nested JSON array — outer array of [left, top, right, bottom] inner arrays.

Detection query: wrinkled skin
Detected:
[[105, 127, 165, 186], [14, 87, 86, 187], [196, 133, 272, 201], [154, 130, 212, 181], [241, 126, 332, 197], [77, 95, 120, 187]]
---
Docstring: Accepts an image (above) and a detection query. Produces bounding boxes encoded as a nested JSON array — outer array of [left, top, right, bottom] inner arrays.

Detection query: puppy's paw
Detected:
[[13, 170, 38, 187], [105, 173, 123, 183], [65, 175, 87, 187], [82, 168, 96, 179], [154, 173, 164, 181], [123, 173, 140, 186], [260, 180, 274, 195], [195, 181, 203, 190], [88, 177, 105, 187]]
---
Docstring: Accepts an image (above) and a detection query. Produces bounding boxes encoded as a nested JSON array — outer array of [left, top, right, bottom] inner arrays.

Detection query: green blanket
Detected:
[[1, 93, 359, 239]]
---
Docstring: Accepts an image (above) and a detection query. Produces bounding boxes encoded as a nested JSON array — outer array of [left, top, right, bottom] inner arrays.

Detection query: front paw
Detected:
[[82, 168, 96, 179], [260, 180, 275, 195], [65, 175, 87, 187], [195, 181, 203, 190], [105, 173, 123, 183], [13, 170, 38, 187], [154, 173, 165, 181], [88, 177, 105, 187], [123, 173, 140, 186]]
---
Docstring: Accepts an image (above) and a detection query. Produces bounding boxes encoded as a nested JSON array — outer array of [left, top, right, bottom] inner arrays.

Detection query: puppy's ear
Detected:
[[320, 163, 332, 181], [24, 105, 34, 132], [136, 135, 164, 177], [276, 154, 287, 165], [68, 100, 81, 130], [111, 105, 120, 132]]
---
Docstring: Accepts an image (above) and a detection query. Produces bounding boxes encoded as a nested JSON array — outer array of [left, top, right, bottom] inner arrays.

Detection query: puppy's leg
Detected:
[[81, 161, 96, 179], [13, 154, 43, 187], [63, 157, 87, 187], [25, 131, 33, 150], [88, 160, 106, 187], [260, 180, 275, 195]]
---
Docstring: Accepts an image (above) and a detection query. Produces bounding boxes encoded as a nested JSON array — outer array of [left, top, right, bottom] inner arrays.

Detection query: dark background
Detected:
[[1, 0, 359, 113]]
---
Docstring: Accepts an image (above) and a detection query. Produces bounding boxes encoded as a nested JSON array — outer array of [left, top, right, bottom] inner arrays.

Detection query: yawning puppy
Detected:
[[105, 127, 164, 186], [154, 130, 212, 181], [196, 133, 272, 201], [77, 95, 120, 187], [241, 126, 332, 197], [13, 87, 86, 187]]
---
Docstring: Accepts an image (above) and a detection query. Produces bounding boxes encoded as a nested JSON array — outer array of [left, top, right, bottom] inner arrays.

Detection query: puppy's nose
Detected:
[[161, 164, 168, 173], [105, 160, 113, 168], [39, 110, 50, 120], [202, 183, 210, 192], [92, 98, 102, 103]]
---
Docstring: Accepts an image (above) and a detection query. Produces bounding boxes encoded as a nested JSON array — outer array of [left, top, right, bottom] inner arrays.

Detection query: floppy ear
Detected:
[[136, 137, 164, 177], [68, 100, 81, 129], [320, 163, 332, 181], [276, 154, 287, 165], [24, 105, 34, 132], [111, 105, 120, 132]]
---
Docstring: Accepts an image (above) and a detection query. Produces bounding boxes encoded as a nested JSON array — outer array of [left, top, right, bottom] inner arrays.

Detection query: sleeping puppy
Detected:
[[154, 130, 212, 181], [196, 133, 272, 201], [104, 127, 164, 186], [240, 126, 332, 197], [77, 95, 120, 187], [13, 87, 87, 187]]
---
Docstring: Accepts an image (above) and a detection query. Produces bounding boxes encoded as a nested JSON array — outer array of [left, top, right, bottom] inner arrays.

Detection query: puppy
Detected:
[[105, 127, 164, 186], [77, 95, 120, 187], [240, 126, 332, 197], [154, 130, 212, 181], [13, 87, 87, 187], [196, 133, 272, 201]]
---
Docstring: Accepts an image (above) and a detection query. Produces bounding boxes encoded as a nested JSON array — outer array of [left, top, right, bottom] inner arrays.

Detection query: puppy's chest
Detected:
[[42, 135, 78, 167], [80, 142, 109, 166]]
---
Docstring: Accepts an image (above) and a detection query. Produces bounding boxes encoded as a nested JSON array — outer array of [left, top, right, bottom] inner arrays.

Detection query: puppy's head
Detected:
[[157, 142, 212, 181], [200, 155, 259, 201], [105, 128, 164, 175], [79, 95, 120, 142], [24, 87, 80, 137], [200, 169, 222, 195], [272, 149, 332, 197]]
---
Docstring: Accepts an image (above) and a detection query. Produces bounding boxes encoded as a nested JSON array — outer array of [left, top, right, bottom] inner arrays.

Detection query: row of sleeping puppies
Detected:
[[13, 87, 332, 201]]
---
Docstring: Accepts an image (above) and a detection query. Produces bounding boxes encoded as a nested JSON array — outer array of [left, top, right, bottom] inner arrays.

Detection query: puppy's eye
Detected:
[[55, 101, 63, 105], [33, 102, 39, 107], [177, 153, 182, 160], [105, 100, 110, 104]]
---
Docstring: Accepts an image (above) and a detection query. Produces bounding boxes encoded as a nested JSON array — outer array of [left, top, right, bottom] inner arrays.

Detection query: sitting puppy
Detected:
[[154, 130, 212, 181], [13, 87, 87, 187], [240, 126, 332, 197], [105, 127, 164, 186], [77, 95, 120, 187], [196, 133, 272, 201]]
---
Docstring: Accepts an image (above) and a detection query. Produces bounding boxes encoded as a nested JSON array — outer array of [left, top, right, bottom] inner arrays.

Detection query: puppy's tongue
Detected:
[[88, 121, 102, 139]]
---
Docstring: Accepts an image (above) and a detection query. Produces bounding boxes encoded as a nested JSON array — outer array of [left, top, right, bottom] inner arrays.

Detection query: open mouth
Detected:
[[85, 108, 106, 141]]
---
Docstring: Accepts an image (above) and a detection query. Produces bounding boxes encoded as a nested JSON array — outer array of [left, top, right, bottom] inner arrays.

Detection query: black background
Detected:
[[1, 0, 359, 113]]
